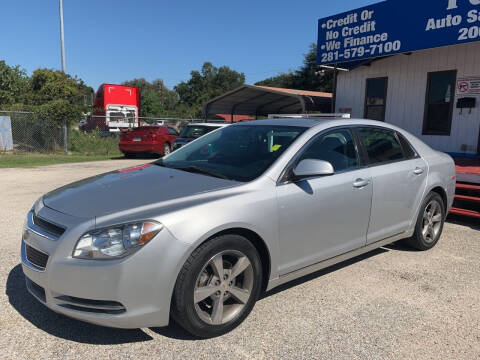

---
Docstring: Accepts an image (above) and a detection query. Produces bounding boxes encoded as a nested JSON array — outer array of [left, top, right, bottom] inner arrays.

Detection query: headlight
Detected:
[[73, 221, 162, 260]]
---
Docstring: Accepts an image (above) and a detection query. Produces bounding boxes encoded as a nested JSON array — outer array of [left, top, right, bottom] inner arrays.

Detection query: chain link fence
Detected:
[[0, 111, 66, 153], [1, 110, 227, 154]]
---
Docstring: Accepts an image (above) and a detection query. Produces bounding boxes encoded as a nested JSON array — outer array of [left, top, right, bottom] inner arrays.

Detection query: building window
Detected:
[[364, 77, 388, 121], [423, 70, 457, 136]]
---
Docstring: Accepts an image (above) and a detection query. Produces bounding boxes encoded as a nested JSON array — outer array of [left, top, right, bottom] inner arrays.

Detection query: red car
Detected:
[[119, 125, 178, 157]]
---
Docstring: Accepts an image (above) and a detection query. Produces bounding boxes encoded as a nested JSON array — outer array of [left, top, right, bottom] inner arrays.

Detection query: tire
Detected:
[[172, 234, 262, 338], [404, 192, 445, 251], [163, 143, 171, 156], [123, 152, 135, 158]]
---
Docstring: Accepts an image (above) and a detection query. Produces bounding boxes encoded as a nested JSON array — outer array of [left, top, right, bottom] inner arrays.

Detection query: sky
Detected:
[[1, 0, 379, 91]]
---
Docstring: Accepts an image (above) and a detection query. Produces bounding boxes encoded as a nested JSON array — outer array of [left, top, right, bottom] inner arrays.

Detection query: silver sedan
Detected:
[[21, 118, 456, 338]]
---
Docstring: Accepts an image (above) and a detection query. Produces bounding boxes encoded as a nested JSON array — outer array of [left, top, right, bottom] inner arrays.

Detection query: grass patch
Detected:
[[0, 130, 127, 168], [69, 130, 122, 156], [0, 153, 122, 168]]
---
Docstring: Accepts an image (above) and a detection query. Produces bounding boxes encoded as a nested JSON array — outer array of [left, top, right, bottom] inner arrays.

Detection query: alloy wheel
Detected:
[[422, 200, 443, 243], [194, 250, 254, 325]]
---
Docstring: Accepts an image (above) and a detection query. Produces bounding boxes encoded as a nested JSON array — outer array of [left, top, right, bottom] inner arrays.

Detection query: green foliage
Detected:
[[27, 68, 93, 110], [122, 78, 178, 118], [0, 62, 94, 127], [256, 44, 333, 93], [69, 129, 122, 156], [175, 62, 245, 117], [36, 99, 82, 126], [0, 60, 28, 106]]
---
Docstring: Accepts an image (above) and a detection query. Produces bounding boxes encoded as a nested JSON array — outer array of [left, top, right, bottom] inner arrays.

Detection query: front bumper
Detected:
[[21, 206, 188, 329]]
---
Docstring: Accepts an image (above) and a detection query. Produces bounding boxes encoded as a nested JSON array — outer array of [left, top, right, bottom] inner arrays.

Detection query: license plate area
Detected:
[[133, 137, 142, 142]]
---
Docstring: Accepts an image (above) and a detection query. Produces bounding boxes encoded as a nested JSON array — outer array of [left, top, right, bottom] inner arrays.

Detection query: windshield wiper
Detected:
[[173, 166, 231, 180]]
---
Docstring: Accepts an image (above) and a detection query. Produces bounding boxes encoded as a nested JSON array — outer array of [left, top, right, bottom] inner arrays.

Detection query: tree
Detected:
[[175, 62, 245, 117], [122, 78, 178, 118], [27, 69, 83, 105], [0, 61, 28, 106], [256, 44, 333, 93]]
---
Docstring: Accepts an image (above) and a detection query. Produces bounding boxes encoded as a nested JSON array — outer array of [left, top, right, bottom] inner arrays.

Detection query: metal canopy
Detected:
[[203, 85, 332, 119]]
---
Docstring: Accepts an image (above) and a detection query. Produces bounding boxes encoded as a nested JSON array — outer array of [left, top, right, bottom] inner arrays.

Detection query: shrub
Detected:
[[69, 130, 122, 156]]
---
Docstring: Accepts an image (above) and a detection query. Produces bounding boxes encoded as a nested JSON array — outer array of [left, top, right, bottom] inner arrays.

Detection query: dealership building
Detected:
[[318, 0, 480, 156]]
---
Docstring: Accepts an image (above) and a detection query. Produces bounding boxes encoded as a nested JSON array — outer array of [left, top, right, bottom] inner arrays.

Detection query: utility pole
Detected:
[[59, 0, 68, 153], [59, 0, 66, 73]]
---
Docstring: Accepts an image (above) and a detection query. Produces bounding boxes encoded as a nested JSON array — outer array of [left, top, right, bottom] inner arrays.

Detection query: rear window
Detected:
[[357, 127, 405, 165], [396, 132, 418, 159]]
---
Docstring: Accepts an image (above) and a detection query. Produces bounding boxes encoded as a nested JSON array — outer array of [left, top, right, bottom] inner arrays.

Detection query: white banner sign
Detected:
[[0, 116, 13, 151], [456, 77, 480, 95]]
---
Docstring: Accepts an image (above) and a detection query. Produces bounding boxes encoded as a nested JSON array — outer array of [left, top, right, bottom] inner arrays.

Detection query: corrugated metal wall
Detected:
[[336, 42, 480, 154]]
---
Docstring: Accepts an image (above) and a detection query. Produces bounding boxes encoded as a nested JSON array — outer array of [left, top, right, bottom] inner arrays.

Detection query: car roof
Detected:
[[186, 123, 227, 127], [234, 117, 403, 130]]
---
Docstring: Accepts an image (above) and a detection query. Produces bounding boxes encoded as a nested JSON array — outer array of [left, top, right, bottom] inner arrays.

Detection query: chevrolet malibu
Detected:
[[21, 118, 456, 338]]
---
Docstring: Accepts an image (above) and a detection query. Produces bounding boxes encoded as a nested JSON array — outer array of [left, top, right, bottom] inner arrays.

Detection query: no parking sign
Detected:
[[456, 77, 480, 95]]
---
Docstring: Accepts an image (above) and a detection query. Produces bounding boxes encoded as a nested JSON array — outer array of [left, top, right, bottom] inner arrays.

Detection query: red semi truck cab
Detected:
[[88, 84, 141, 132]]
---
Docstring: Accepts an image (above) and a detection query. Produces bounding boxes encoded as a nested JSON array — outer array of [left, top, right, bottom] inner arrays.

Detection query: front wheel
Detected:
[[404, 192, 445, 250], [172, 235, 262, 338]]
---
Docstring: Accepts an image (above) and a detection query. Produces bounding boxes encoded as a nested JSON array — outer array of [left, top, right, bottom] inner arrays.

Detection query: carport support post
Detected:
[[331, 64, 338, 113]]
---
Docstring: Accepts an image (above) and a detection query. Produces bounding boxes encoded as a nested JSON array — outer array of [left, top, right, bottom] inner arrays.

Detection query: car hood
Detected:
[[43, 163, 240, 218], [174, 137, 194, 143]]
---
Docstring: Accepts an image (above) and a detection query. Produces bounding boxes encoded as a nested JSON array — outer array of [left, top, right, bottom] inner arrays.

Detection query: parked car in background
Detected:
[[119, 125, 178, 157], [21, 118, 455, 338], [173, 123, 226, 151], [78, 119, 87, 131]]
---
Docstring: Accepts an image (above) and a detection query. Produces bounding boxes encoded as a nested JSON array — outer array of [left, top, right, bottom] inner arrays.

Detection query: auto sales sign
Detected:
[[318, 0, 480, 66]]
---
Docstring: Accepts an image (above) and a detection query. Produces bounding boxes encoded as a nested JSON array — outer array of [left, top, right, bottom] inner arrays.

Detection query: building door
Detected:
[[364, 77, 388, 121], [422, 70, 457, 136]]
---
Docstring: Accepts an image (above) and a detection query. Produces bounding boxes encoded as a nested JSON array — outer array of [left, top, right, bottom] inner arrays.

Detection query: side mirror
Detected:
[[293, 159, 334, 180]]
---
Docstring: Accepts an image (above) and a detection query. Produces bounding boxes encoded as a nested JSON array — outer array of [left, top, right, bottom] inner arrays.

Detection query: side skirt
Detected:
[[266, 232, 410, 291]]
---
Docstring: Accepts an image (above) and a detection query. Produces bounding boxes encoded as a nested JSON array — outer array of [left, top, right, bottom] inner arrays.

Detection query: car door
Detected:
[[276, 128, 373, 275], [356, 127, 428, 244]]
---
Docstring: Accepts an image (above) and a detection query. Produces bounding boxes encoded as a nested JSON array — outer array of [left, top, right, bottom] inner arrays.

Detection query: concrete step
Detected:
[[456, 182, 480, 192], [454, 194, 480, 204], [449, 207, 480, 219]]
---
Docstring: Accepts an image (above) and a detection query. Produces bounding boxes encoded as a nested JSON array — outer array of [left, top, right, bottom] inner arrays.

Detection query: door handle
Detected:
[[353, 178, 369, 188], [413, 167, 424, 175]]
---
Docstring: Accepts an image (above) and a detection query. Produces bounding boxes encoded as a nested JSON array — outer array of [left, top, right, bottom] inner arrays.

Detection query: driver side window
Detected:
[[299, 129, 359, 172]]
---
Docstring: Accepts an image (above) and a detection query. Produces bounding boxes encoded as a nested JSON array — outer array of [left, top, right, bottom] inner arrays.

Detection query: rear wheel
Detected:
[[404, 192, 445, 250], [172, 235, 262, 338], [123, 152, 135, 158]]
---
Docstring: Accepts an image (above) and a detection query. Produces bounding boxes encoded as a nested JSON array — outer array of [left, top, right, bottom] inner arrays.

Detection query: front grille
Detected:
[[25, 277, 46, 302], [26, 245, 49, 269], [33, 213, 65, 237], [55, 295, 126, 314]]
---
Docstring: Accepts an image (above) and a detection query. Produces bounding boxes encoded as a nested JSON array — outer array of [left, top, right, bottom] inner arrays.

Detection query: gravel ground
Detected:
[[0, 159, 479, 360]]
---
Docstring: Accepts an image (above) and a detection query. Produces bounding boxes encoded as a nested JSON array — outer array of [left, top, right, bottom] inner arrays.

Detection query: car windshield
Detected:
[[179, 125, 220, 139], [157, 125, 306, 182]]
